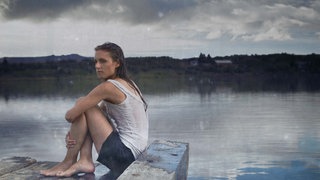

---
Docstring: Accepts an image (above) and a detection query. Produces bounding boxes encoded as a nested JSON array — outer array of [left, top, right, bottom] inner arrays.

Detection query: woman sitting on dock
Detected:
[[40, 42, 149, 178]]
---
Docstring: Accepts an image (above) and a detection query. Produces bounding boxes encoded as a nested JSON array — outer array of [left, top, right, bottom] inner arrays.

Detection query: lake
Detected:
[[0, 76, 320, 179]]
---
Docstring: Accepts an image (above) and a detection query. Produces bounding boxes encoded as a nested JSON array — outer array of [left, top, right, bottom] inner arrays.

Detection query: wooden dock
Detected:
[[0, 140, 189, 180], [0, 156, 110, 179]]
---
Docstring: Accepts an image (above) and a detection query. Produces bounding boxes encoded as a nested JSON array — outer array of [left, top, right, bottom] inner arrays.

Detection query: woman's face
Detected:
[[94, 50, 120, 80]]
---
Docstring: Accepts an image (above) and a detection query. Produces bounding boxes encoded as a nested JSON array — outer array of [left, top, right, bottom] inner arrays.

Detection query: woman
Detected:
[[40, 42, 149, 178]]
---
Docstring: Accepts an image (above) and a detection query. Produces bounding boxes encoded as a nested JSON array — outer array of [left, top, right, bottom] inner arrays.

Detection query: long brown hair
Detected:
[[95, 42, 148, 110]]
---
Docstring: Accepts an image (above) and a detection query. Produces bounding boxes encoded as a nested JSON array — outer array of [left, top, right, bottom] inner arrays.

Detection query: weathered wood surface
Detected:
[[118, 140, 189, 180], [0, 157, 110, 180], [0, 140, 189, 180]]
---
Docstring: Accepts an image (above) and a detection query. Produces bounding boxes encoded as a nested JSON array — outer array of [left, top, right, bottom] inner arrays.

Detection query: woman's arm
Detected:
[[65, 81, 125, 122]]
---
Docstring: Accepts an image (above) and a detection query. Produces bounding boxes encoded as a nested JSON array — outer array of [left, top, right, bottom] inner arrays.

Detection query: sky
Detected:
[[0, 0, 319, 58]]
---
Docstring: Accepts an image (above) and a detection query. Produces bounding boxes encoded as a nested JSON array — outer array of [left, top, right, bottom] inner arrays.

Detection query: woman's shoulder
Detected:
[[91, 80, 123, 98], [97, 80, 117, 90], [94, 80, 126, 104], [114, 78, 140, 96]]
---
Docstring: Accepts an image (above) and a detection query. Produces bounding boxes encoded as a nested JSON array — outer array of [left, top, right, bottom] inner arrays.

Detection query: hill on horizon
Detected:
[[0, 54, 89, 64]]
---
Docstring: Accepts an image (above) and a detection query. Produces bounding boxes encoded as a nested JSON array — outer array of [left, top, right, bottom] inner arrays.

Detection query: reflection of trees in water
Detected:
[[188, 74, 320, 95], [1, 74, 320, 102], [0, 77, 99, 102], [186, 76, 216, 100], [2, 86, 10, 103]]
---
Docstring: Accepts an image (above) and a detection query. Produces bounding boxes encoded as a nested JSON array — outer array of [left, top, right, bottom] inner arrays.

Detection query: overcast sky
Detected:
[[1, 0, 319, 58]]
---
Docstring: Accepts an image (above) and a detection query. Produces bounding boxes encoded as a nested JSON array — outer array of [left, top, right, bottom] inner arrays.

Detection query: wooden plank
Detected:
[[118, 140, 189, 180], [0, 140, 189, 179], [0, 158, 110, 180], [0, 161, 65, 180], [0, 157, 36, 176], [1, 162, 110, 180]]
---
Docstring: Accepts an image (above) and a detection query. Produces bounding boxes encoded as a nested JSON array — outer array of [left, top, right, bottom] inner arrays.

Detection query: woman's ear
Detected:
[[113, 60, 120, 68], [115, 61, 120, 68]]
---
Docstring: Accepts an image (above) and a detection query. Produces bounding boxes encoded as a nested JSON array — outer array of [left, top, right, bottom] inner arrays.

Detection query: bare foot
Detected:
[[40, 160, 73, 176], [56, 160, 95, 177]]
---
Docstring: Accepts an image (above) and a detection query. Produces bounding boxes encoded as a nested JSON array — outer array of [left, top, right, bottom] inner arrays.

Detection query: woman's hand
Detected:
[[65, 131, 76, 149], [65, 110, 75, 123], [65, 97, 89, 123], [65, 97, 85, 122], [65, 82, 119, 123]]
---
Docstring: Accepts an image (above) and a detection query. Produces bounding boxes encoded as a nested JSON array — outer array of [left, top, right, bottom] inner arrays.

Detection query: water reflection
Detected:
[[1, 76, 320, 179], [237, 160, 320, 180], [0, 76, 99, 101], [147, 91, 320, 179], [0, 97, 73, 160], [2, 75, 320, 102]]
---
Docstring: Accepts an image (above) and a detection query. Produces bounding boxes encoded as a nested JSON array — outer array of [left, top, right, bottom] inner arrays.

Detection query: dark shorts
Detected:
[[97, 131, 135, 178]]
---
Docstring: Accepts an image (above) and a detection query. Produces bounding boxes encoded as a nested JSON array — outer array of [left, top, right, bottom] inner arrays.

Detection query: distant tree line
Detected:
[[0, 53, 319, 78], [127, 53, 320, 75], [0, 58, 95, 78], [229, 53, 320, 74]]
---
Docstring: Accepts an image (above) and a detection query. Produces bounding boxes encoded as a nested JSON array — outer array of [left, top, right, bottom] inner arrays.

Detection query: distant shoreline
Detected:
[[1, 53, 320, 79]]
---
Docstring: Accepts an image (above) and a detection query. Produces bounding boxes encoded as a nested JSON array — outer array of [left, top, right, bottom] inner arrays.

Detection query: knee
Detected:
[[65, 111, 85, 123]]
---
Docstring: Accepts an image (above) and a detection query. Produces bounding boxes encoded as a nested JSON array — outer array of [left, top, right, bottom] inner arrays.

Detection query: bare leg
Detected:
[[56, 106, 113, 177], [84, 106, 114, 152], [56, 135, 95, 177], [40, 114, 88, 176]]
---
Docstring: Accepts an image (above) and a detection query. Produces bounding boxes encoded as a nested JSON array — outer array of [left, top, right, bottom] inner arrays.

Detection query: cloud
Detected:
[[0, 0, 198, 23], [1, 0, 319, 38], [167, 0, 320, 42], [0, 0, 319, 57], [0, 0, 88, 21]]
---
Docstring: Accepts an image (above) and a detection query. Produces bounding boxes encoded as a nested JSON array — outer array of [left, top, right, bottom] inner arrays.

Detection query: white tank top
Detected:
[[102, 79, 149, 159]]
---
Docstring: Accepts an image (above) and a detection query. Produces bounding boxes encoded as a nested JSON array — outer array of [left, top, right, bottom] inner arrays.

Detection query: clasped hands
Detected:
[[65, 131, 76, 149]]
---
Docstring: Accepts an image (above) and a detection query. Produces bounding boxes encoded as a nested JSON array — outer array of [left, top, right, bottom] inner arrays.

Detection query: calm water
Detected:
[[1, 77, 320, 179]]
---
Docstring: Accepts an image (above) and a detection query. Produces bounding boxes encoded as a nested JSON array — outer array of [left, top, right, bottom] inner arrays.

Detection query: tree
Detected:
[[198, 53, 206, 64], [1, 58, 10, 73], [207, 54, 212, 60]]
